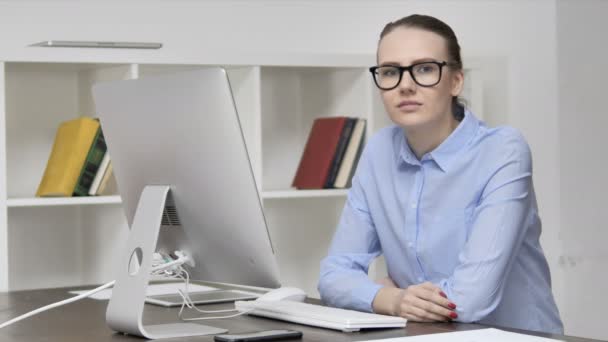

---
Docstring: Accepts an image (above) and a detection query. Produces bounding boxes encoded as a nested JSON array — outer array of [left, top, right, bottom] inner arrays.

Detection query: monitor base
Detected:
[[106, 185, 228, 339], [143, 323, 227, 339]]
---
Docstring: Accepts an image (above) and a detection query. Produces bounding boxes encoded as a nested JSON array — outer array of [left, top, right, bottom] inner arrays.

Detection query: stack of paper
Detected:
[[360, 328, 564, 342]]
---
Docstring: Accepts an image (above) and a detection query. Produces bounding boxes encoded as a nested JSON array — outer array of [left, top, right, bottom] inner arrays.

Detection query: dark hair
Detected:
[[380, 14, 465, 121]]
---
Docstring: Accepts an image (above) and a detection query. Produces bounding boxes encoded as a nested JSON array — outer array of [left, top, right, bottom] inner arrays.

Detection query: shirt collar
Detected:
[[397, 109, 479, 172], [398, 134, 419, 167]]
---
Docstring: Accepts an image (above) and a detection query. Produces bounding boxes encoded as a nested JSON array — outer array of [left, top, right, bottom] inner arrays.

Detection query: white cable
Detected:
[[176, 267, 238, 314], [149, 264, 239, 317], [0, 280, 116, 329], [0, 255, 189, 330], [178, 291, 241, 314], [178, 308, 254, 322], [150, 256, 188, 273]]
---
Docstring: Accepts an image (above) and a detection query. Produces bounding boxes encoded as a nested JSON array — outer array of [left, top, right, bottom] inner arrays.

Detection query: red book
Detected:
[[292, 117, 348, 189]]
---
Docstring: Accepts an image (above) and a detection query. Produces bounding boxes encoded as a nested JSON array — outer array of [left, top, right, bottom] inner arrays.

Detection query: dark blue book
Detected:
[[324, 117, 357, 188]]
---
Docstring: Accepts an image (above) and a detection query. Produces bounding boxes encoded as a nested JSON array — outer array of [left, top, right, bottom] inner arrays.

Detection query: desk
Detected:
[[0, 287, 601, 342]]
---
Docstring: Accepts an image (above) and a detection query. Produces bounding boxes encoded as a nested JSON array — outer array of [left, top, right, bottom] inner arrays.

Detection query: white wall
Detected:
[[557, 1, 608, 340], [0, 0, 583, 337]]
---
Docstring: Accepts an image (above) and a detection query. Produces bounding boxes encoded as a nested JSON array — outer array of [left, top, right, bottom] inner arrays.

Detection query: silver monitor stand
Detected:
[[106, 186, 226, 339]]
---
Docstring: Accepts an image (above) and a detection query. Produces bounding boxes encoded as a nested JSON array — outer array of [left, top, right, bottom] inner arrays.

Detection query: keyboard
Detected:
[[235, 299, 407, 332]]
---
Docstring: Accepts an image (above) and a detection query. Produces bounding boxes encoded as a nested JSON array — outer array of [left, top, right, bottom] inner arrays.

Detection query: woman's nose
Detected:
[[397, 71, 416, 94]]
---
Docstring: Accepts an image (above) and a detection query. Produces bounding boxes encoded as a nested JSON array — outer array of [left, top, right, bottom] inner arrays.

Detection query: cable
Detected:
[[0, 280, 115, 329], [178, 308, 254, 322], [151, 255, 188, 274], [0, 254, 189, 330], [147, 262, 244, 319], [175, 266, 239, 314]]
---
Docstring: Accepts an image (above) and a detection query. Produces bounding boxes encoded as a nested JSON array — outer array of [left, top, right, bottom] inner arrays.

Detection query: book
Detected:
[[88, 152, 111, 195], [324, 117, 357, 188], [96, 161, 116, 195], [73, 125, 107, 196], [292, 117, 348, 189], [344, 122, 366, 189], [36, 117, 100, 197], [334, 118, 366, 188]]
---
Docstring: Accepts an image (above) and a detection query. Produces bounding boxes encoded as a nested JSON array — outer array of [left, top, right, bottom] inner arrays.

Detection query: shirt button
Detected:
[[407, 242, 414, 248], [417, 277, 424, 282], [411, 203, 417, 209]]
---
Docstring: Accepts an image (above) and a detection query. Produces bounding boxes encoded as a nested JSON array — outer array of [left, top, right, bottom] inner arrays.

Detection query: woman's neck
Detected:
[[404, 115, 460, 160]]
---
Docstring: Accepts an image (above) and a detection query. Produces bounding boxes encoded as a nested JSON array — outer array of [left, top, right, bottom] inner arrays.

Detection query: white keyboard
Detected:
[[235, 300, 406, 332]]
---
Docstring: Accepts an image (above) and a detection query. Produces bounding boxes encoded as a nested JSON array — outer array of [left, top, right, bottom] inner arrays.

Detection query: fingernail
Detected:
[[439, 291, 447, 298], [448, 303, 456, 309], [450, 312, 458, 319]]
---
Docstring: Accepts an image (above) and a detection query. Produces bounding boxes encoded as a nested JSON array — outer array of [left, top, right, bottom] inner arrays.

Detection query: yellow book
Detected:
[[36, 117, 101, 197]]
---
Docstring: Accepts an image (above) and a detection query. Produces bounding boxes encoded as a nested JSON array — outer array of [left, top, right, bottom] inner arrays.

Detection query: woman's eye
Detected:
[[381, 68, 399, 77], [416, 65, 435, 74]]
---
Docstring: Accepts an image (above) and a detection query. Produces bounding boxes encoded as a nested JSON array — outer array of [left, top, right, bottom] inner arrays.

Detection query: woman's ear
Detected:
[[450, 69, 464, 97]]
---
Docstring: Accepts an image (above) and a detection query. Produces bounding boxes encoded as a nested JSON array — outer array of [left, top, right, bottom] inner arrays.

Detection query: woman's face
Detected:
[[377, 27, 463, 130]]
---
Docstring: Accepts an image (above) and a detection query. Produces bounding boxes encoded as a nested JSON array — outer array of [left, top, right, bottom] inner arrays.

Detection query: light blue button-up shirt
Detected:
[[318, 110, 563, 334]]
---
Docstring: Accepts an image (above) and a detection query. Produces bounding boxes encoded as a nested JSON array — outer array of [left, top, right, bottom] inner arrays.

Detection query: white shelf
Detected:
[[6, 195, 122, 207], [262, 189, 348, 199]]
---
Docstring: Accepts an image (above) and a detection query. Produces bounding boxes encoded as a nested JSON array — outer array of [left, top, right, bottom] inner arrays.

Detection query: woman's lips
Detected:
[[397, 100, 422, 112]]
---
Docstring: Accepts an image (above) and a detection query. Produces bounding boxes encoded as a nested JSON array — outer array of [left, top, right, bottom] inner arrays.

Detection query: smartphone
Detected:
[[213, 329, 302, 342]]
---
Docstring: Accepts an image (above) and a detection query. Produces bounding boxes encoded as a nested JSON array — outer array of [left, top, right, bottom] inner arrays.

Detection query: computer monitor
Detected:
[[92, 68, 281, 339]]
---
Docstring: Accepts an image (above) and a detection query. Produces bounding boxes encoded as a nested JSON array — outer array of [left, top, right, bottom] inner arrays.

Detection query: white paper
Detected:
[[360, 328, 565, 342], [69, 283, 218, 300]]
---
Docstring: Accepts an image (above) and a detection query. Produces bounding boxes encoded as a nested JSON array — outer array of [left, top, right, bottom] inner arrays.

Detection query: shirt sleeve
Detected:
[[318, 148, 383, 313], [437, 133, 536, 322]]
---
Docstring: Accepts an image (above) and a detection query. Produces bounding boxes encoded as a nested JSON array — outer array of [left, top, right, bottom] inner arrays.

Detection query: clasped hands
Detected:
[[372, 277, 458, 322]]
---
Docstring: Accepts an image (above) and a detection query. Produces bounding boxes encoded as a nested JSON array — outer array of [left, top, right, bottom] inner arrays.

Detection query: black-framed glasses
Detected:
[[369, 61, 449, 90]]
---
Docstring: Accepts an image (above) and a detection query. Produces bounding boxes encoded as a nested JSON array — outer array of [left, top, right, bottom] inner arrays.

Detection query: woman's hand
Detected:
[[373, 281, 457, 322]]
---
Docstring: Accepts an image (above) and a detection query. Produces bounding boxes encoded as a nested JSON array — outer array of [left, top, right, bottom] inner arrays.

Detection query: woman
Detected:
[[317, 14, 563, 334]]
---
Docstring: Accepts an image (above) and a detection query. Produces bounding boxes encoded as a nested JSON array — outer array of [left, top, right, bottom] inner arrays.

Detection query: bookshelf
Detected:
[[6, 196, 122, 208], [0, 57, 482, 296]]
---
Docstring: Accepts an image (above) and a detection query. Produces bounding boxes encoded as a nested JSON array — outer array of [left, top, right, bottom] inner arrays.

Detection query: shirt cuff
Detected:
[[351, 282, 383, 313]]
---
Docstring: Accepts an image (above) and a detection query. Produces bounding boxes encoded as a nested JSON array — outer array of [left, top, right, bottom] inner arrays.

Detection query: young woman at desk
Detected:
[[318, 14, 563, 334]]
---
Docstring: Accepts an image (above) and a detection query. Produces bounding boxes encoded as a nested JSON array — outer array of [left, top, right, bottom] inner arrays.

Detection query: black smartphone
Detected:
[[213, 329, 303, 342]]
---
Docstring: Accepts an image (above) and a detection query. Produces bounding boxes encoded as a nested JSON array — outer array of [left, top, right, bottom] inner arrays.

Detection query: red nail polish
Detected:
[[439, 291, 447, 298], [448, 303, 456, 309], [450, 312, 458, 319]]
